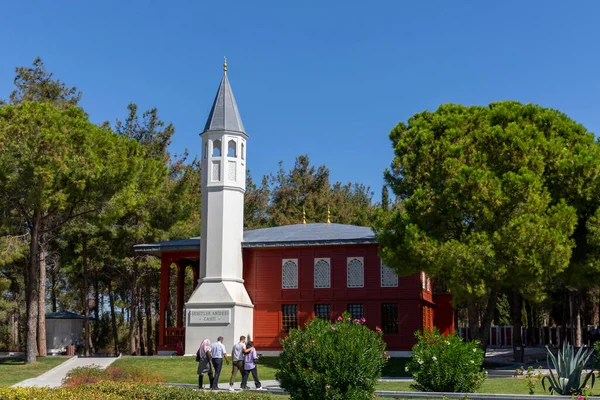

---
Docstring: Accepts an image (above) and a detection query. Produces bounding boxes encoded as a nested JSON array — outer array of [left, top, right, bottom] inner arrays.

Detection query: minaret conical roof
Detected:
[[203, 62, 245, 134]]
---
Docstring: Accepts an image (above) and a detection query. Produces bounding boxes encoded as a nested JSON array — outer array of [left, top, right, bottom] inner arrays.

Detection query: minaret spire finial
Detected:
[[327, 205, 331, 224], [223, 56, 227, 73], [302, 206, 306, 225]]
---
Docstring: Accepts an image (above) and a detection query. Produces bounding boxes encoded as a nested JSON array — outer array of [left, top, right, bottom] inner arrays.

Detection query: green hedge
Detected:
[[277, 313, 388, 400], [406, 328, 486, 393], [0, 382, 272, 399]]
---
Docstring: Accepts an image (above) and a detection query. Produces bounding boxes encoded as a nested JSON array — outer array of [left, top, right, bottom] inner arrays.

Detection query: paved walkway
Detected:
[[172, 382, 600, 400], [13, 356, 120, 388]]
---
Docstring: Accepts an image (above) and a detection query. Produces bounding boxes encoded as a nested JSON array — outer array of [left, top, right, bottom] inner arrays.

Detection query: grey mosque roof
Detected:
[[45, 311, 84, 320], [242, 223, 376, 247], [133, 223, 377, 256], [203, 62, 246, 134]]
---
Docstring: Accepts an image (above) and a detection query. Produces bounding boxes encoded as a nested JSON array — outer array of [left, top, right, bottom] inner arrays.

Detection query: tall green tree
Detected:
[[106, 103, 197, 354], [2, 57, 84, 357], [7, 57, 81, 108], [267, 155, 374, 226], [0, 102, 140, 363], [381, 185, 390, 211], [268, 155, 331, 225], [375, 102, 588, 350], [244, 171, 270, 230], [329, 182, 374, 226]]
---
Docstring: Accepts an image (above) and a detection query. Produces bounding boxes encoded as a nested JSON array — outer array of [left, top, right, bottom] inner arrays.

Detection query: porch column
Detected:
[[176, 262, 185, 328], [159, 257, 170, 348]]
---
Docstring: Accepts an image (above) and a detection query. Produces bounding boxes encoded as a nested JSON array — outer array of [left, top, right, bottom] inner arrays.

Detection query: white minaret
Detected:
[[185, 59, 253, 355]]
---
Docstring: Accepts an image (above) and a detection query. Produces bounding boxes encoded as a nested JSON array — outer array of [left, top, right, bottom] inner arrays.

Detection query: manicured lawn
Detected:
[[115, 357, 543, 396], [114, 356, 411, 385], [0, 356, 70, 387], [113, 356, 279, 385], [375, 377, 533, 395]]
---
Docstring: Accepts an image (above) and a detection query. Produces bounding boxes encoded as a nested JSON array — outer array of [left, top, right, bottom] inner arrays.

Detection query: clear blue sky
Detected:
[[2, 1, 600, 202]]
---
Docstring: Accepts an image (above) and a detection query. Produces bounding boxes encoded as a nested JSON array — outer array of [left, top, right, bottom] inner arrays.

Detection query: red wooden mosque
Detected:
[[134, 61, 454, 356]]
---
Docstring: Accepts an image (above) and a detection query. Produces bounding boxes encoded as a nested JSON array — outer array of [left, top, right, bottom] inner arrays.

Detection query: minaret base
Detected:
[[184, 281, 253, 356]]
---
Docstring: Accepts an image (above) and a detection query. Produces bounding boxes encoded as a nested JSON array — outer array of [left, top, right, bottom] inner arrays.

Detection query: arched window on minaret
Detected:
[[241, 142, 245, 160], [212, 139, 222, 157], [228, 140, 237, 157]]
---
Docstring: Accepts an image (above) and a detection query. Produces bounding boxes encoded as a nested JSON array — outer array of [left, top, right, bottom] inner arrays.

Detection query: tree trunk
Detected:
[[467, 298, 479, 341], [526, 301, 534, 346], [154, 296, 160, 356], [575, 294, 582, 347], [478, 291, 498, 351], [107, 278, 119, 355], [25, 209, 41, 364], [166, 300, 174, 328], [10, 310, 18, 350], [82, 235, 90, 357], [512, 289, 523, 362], [15, 290, 22, 351], [145, 283, 153, 356], [137, 286, 146, 356], [50, 263, 57, 313], [129, 262, 138, 355], [93, 277, 100, 353], [37, 245, 47, 357]]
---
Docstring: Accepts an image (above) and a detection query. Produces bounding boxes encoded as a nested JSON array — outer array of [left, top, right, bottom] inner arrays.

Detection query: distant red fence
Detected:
[[458, 325, 599, 347], [164, 327, 185, 348]]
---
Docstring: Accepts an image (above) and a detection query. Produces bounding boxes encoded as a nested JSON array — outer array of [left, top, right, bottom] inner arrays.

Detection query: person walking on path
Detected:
[[229, 335, 251, 391], [196, 338, 214, 389], [210, 336, 229, 390], [241, 341, 264, 390]]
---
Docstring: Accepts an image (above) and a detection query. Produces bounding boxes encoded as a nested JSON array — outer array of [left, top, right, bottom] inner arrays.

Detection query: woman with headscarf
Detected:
[[196, 338, 214, 389]]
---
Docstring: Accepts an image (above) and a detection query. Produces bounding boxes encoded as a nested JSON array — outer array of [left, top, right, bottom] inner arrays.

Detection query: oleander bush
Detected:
[[0, 382, 272, 399], [276, 312, 388, 400], [406, 328, 486, 393], [62, 365, 165, 386]]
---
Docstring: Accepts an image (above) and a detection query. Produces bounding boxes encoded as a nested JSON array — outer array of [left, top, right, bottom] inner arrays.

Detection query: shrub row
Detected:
[[0, 382, 272, 399], [406, 328, 487, 393], [277, 312, 388, 400], [62, 365, 164, 387]]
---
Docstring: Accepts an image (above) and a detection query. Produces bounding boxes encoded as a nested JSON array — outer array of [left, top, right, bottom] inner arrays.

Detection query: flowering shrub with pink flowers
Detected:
[[406, 328, 486, 393], [276, 311, 388, 400]]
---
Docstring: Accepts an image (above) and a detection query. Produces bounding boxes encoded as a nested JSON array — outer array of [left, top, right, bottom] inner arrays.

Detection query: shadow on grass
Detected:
[[256, 357, 280, 371], [0, 357, 26, 366], [382, 358, 410, 377]]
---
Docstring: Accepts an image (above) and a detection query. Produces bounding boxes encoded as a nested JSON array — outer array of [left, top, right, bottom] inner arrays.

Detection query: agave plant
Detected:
[[541, 342, 595, 395]]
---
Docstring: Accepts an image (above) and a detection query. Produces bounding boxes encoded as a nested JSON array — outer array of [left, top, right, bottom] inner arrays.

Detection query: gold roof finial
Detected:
[[302, 206, 306, 224], [327, 205, 331, 224], [223, 56, 227, 73]]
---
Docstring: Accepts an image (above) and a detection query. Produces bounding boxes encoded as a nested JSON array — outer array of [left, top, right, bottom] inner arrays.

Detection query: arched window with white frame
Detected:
[[212, 139, 222, 157], [282, 259, 298, 289], [381, 262, 398, 287], [314, 258, 330, 288], [227, 139, 237, 157], [347, 257, 364, 288]]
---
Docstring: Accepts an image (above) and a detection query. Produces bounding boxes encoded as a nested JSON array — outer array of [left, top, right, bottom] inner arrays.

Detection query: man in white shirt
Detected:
[[229, 335, 250, 391], [210, 336, 229, 390]]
